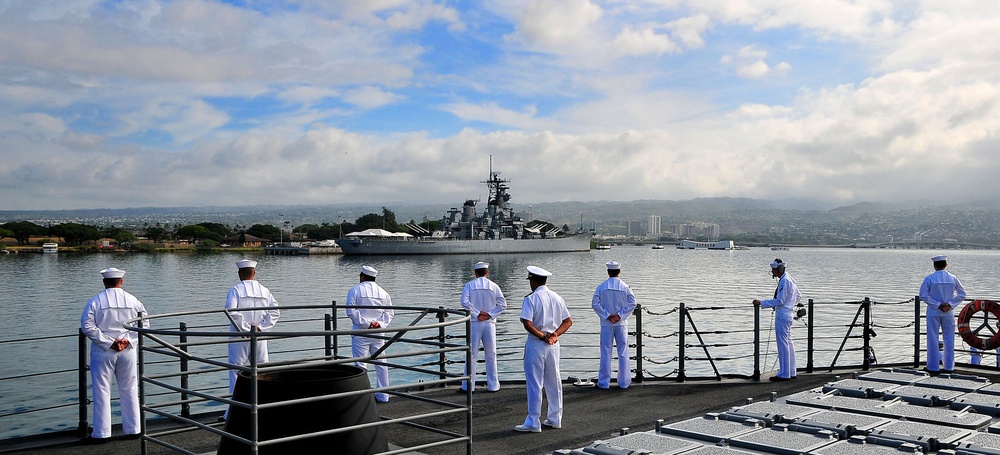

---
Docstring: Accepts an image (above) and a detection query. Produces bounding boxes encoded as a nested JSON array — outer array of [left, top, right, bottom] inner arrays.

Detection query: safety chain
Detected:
[[642, 306, 679, 316], [873, 297, 915, 305], [873, 321, 915, 329], [641, 368, 678, 379], [418, 334, 466, 341], [641, 331, 677, 339], [641, 355, 678, 365]]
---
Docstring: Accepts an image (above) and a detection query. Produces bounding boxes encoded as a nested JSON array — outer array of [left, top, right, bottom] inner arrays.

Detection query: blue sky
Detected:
[[2, 0, 999, 210]]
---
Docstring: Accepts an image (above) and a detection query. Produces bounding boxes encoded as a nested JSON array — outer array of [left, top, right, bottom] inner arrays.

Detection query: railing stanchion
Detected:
[[330, 300, 338, 358], [180, 322, 190, 418], [863, 297, 872, 370], [806, 298, 814, 374], [464, 310, 472, 455], [634, 303, 643, 384], [138, 313, 147, 455], [914, 296, 922, 369], [325, 313, 333, 358], [438, 306, 447, 383], [249, 328, 259, 455], [753, 304, 760, 381], [677, 302, 686, 382], [78, 329, 89, 437]]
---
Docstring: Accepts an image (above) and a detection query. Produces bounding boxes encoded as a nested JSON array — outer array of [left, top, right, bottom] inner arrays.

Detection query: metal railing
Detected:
[[6, 294, 994, 451], [128, 303, 473, 455]]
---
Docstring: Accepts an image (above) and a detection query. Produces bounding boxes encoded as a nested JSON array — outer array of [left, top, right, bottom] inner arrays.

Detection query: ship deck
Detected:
[[14, 367, 1000, 455]]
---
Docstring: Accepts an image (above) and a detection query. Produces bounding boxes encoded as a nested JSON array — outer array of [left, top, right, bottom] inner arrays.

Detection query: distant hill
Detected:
[[0, 197, 966, 227], [4, 197, 1000, 246]]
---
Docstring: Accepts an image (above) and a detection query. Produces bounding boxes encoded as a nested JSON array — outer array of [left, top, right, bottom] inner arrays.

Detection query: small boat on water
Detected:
[[595, 243, 611, 250], [651, 244, 664, 250], [306, 239, 338, 247], [676, 239, 734, 250], [771, 245, 790, 251], [41, 243, 58, 253]]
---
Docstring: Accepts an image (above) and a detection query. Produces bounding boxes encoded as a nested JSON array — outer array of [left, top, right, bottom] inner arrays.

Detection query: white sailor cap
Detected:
[[932, 255, 947, 262], [606, 261, 621, 270], [526, 265, 552, 278], [236, 259, 257, 269], [770, 259, 785, 269], [100, 267, 126, 279], [473, 261, 489, 270], [361, 265, 379, 277]]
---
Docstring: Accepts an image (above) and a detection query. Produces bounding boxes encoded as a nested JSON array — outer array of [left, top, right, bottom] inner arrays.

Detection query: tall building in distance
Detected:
[[627, 220, 644, 237], [648, 215, 661, 238], [670, 222, 721, 240]]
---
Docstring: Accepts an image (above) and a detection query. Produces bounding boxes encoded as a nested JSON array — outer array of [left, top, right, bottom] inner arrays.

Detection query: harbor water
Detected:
[[3, 246, 1000, 440]]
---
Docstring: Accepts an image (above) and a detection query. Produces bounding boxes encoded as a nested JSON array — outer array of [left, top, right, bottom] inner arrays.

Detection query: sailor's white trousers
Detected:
[[90, 345, 140, 438], [521, 338, 562, 429]]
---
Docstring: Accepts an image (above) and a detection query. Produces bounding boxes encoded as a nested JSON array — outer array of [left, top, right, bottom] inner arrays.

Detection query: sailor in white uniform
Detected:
[[80, 267, 148, 442], [459, 261, 507, 393], [752, 259, 801, 381], [920, 255, 966, 375], [225, 259, 280, 415], [591, 261, 637, 389], [346, 265, 394, 403], [516, 266, 572, 433]]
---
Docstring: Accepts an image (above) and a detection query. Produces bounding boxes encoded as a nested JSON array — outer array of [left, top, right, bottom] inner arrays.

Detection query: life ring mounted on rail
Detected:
[[957, 299, 1000, 350]]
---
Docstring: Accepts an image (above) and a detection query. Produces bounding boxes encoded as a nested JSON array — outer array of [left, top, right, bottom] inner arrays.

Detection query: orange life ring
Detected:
[[957, 299, 1000, 350]]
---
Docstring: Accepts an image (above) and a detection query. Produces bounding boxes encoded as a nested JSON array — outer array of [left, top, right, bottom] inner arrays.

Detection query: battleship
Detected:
[[338, 166, 592, 255]]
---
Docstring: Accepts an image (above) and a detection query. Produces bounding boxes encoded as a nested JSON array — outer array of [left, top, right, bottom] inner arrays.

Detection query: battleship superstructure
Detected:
[[338, 166, 592, 255]]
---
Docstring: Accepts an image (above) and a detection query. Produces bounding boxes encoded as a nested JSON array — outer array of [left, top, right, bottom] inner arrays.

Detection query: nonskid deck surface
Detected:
[[11, 369, 1000, 455], [560, 368, 1000, 455]]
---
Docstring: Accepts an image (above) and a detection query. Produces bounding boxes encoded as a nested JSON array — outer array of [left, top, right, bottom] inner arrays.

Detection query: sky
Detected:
[[2, 0, 999, 211]]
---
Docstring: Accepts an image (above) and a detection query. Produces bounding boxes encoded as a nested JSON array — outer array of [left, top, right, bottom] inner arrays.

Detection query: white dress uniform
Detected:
[[460, 268, 507, 392], [919, 257, 966, 372], [346, 269, 394, 403], [225, 279, 280, 394], [519, 282, 571, 430], [758, 267, 801, 380], [80, 269, 147, 439], [591, 265, 636, 389]]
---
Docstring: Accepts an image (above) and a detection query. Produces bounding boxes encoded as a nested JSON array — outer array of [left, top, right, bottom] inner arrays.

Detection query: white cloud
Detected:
[[440, 103, 549, 130], [511, 0, 604, 52], [725, 45, 791, 79], [343, 86, 405, 109], [383, 1, 464, 31], [736, 60, 792, 79], [278, 86, 340, 106], [4, 113, 66, 136], [612, 25, 679, 57], [677, 0, 899, 40], [737, 45, 768, 60], [667, 14, 712, 49]]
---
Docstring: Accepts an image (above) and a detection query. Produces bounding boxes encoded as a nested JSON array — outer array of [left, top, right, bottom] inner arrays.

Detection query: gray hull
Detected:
[[339, 234, 592, 255]]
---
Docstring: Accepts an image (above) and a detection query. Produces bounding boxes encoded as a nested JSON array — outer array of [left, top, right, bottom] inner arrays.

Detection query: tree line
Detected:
[[0, 207, 440, 248]]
